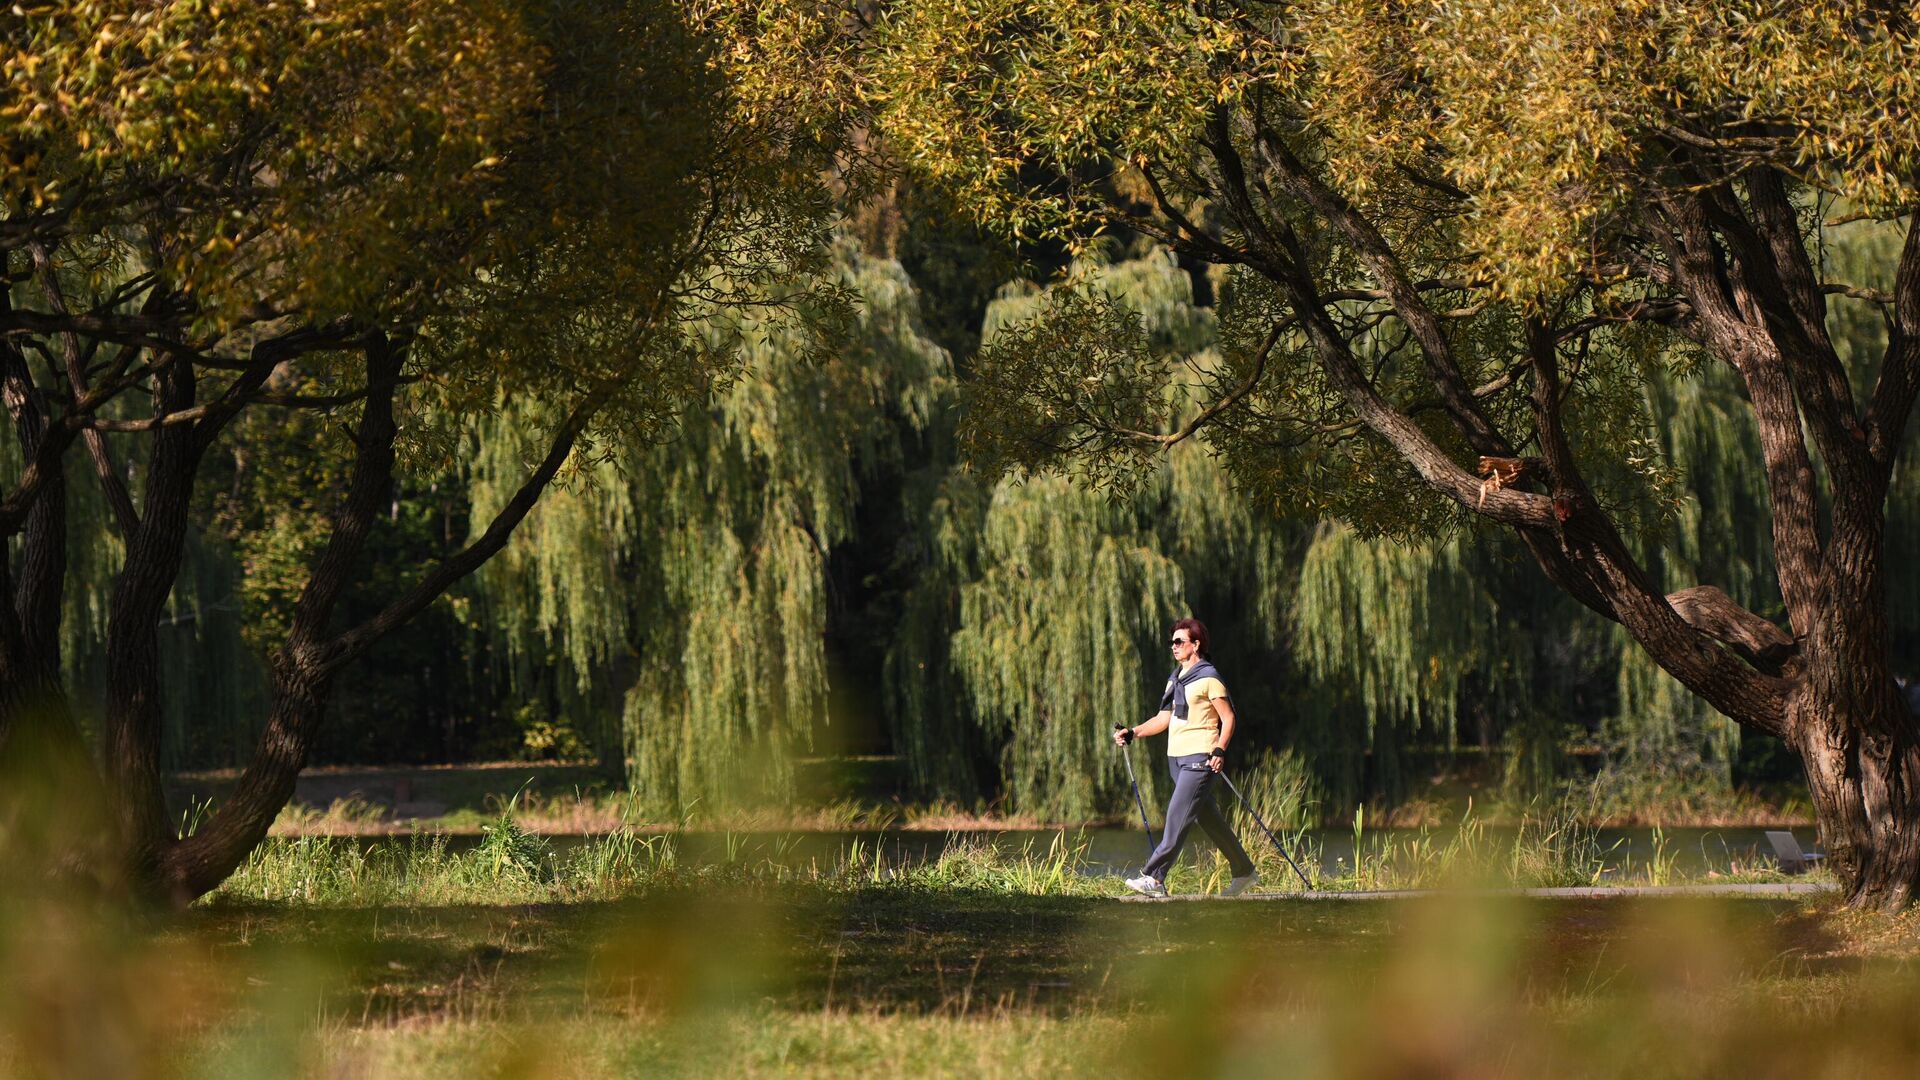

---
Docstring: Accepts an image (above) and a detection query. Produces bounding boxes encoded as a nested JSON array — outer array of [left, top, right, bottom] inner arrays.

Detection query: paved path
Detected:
[[1122, 883, 1836, 902]]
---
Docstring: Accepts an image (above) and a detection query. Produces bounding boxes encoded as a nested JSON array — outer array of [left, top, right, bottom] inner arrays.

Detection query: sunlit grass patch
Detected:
[[304, 1010, 1133, 1078], [215, 806, 1829, 912], [268, 796, 393, 837]]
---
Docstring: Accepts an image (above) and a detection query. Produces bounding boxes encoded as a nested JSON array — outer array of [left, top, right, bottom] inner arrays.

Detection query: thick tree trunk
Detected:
[[158, 663, 332, 904], [102, 360, 203, 883], [161, 337, 399, 901], [1796, 691, 1920, 911], [1790, 461, 1919, 909]]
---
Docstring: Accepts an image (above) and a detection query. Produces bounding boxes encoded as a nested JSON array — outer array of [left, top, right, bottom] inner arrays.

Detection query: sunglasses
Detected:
[[1170, 638, 1194, 647]]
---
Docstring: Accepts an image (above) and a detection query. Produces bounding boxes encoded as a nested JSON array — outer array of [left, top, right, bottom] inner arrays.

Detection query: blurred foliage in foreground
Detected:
[[2, 845, 1916, 1077]]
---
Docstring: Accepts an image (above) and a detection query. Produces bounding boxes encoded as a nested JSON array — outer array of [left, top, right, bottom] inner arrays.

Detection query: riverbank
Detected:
[[166, 759, 1816, 838], [205, 819, 1823, 908]]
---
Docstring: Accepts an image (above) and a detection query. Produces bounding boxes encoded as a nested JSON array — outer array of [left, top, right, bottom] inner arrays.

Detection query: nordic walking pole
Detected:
[[1216, 768, 1314, 888], [1113, 725, 1157, 858]]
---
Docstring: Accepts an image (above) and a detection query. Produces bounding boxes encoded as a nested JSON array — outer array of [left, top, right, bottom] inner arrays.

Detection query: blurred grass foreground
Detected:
[[7, 819, 1920, 1078]]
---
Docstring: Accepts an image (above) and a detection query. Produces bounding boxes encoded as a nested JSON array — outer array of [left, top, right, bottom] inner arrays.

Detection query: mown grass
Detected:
[[10, 870, 1920, 1078], [3, 800, 1862, 1077]]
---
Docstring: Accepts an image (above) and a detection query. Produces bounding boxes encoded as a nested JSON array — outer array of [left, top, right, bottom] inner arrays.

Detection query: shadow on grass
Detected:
[[176, 887, 1855, 1024], [17, 875, 1920, 1078]]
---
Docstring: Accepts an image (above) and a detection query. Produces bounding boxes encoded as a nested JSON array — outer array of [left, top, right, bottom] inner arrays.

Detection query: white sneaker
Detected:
[[1124, 874, 1168, 898], [1222, 871, 1259, 897]]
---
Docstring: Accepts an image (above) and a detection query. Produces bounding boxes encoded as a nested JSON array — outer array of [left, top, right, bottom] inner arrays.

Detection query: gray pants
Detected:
[[1144, 754, 1255, 883]]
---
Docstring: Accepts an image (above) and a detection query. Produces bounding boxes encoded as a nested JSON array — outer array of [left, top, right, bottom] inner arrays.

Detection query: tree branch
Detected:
[[1705, 178, 1869, 486], [1743, 169, 1833, 352], [190, 321, 363, 450], [1865, 219, 1920, 467], [1128, 158, 1263, 269], [28, 242, 140, 536], [1665, 585, 1796, 672], [1520, 316, 1792, 730], [318, 384, 614, 673], [0, 313, 84, 538], [1653, 190, 1826, 642], [1250, 130, 1514, 458], [1269, 235, 1559, 529], [1120, 318, 1287, 447], [1825, 282, 1896, 306], [0, 308, 201, 358]]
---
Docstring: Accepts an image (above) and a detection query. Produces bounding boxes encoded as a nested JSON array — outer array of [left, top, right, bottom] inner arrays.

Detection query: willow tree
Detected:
[[465, 246, 948, 812], [731, 1, 1920, 907], [0, 0, 837, 902], [880, 244, 1299, 821]]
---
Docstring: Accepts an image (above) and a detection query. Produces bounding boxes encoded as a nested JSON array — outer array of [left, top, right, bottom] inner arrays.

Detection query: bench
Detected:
[[1765, 830, 1826, 874]]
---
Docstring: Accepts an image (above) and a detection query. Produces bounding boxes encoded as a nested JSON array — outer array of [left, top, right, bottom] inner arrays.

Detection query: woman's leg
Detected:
[[1192, 781, 1256, 877], [1142, 756, 1210, 883]]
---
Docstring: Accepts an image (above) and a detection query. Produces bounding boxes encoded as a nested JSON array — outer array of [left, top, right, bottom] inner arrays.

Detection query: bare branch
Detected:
[[254, 378, 421, 410], [190, 321, 364, 449], [1666, 585, 1796, 672], [1824, 282, 1896, 306], [1129, 158, 1262, 269], [28, 243, 140, 535], [1118, 317, 1288, 447], [318, 383, 615, 673]]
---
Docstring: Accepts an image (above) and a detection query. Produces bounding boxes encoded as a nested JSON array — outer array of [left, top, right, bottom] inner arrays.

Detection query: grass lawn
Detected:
[[9, 875, 1920, 1077]]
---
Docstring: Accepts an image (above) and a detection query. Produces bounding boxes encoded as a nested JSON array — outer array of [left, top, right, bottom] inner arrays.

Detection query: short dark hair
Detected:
[[1171, 617, 1210, 658]]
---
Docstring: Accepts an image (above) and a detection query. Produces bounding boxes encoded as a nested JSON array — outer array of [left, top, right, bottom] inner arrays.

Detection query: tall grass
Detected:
[[1569, 763, 1814, 826], [216, 830, 1115, 906], [213, 804, 1822, 908]]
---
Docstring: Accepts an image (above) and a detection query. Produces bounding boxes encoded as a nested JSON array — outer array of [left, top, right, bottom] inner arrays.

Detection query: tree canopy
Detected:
[[728, 0, 1920, 907], [0, 0, 842, 901]]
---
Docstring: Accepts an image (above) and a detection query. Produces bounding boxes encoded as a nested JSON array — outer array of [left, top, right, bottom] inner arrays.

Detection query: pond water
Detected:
[[417, 825, 1809, 880]]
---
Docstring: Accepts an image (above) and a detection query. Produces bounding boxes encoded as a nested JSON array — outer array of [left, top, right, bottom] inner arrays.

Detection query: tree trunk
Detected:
[[158, 663, 332, 903], [102, 360, 203, 883], [160, 337, 399, 901], [1789, 463, 1920, 909], [1795, 689, 1920, 911]]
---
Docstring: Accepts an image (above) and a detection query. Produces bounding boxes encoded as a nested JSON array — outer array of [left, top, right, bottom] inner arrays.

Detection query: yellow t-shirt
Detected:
[[1165, 669, 1231, 757]]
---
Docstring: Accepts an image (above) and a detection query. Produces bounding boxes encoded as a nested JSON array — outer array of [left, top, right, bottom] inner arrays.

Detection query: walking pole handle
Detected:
[[1113, 724, 1157, 857]]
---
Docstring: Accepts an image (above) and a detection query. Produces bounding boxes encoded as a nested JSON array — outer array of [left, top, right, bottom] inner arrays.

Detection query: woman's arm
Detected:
[[1113, 709, 1173, 746], [1208, 697, 1237, 772]]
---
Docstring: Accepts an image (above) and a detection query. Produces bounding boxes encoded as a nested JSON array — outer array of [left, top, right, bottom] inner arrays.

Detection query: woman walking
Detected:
[[1112, 618, 1259, 897]]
